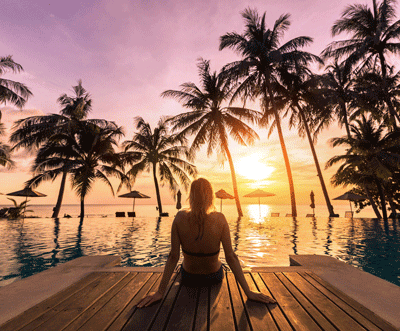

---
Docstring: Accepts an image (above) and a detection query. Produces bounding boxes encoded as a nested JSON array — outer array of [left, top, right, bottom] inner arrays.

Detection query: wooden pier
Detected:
[[1, 270, 397, 331]]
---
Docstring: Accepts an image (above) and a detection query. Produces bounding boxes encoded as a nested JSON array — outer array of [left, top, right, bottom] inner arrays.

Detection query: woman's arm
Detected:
[[137, 216, 181, 308], [220, 215, 276, 304]]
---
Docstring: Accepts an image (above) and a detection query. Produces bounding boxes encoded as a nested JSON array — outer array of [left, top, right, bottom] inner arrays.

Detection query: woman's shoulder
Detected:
[[174, 209, 190, 223], [208, 211, 227, 222]]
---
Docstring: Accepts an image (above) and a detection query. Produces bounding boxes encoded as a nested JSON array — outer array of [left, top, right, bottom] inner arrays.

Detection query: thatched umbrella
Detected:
[[118, 190, 150, 214], [215, 189, 234, 212]]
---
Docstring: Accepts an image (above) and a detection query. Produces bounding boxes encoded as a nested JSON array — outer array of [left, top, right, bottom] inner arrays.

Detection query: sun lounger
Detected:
[[271, 212, 280, 217], [115, 212, 125, 217], [306, 213, 314, 217], [345, 211, 353, 218], [128, 212, 136, 217], [285, 213, 292, 217]]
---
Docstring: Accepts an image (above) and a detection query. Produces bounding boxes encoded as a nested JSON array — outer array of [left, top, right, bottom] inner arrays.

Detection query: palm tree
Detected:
[[313, 61, 356, 140], [0, 112, 14, 168], [321, 0, 400, 127], [161, 59, 261, 217], [26, 120, 127, 221], [121, 116, 197, 216], [326, 116, 400, 220], [220, 8, 319, 217], [273, 63, 337, 216], [10, 81, 95, 218], [0, 55, 32, 109], [0, 55, 31, 169]]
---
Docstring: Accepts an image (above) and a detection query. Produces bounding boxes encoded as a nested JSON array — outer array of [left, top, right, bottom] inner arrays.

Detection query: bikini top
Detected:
[[182, 248, 220, 257]]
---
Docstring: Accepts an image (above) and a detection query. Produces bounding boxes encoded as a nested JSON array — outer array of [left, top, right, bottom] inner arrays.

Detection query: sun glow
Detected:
[[236, 154, 275, 181]]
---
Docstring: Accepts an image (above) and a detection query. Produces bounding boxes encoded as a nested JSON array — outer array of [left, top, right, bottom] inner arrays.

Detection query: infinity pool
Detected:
[[1, 214, 399, 287]]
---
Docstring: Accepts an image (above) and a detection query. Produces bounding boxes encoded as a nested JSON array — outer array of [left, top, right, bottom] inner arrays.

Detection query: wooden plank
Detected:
[[275, 273, 337, 331], [284, 272, 368, 331], [252, 273, 292, 331], [0, 272, 102, 331], [209, 276, 236, 331], [105, 272, 159, 331], [193, 287, 208, 331], [63, 272, 137, 331], [148, 273, 182, 331], [226, 272, 251, 331], [238, 273, 279, 331], [164, 283, 198, 330], [120, 272, 178, 331], [302, 272, 398, 331], [21, 272, 128, 331], [259, 273, 322, 331]]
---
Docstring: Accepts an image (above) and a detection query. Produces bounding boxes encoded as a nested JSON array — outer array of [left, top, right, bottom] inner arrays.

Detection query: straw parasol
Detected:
[[118, 190, 150, 213], [7, 187, 47, 218], [244, 189, 275, 216], [215, 189, 234, 212], [333, 191, 367, 214]]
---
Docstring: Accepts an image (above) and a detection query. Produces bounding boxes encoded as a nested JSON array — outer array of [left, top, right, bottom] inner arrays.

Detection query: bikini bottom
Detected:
[[180, 264, 225, 287]]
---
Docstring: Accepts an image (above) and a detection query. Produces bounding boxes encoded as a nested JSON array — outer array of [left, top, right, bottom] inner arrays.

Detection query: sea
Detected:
[[1, 203, 399, 288]]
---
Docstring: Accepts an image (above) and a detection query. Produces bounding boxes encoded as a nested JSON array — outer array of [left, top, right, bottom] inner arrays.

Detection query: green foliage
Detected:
[[5, 198, 33, 219]]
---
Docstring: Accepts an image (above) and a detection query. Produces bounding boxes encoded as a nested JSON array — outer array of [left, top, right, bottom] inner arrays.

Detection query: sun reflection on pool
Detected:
[[246, 204, 271, 223]]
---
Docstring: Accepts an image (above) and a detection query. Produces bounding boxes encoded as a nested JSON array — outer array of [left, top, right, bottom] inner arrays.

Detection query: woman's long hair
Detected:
[[189, 178, 215, 240]]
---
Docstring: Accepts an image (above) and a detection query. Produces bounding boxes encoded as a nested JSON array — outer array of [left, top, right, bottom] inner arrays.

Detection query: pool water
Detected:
[[1, 212, 399, 288]]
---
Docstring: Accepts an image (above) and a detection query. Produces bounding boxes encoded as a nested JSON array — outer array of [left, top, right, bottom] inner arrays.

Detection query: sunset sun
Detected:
[[236, 154, 275, 181]]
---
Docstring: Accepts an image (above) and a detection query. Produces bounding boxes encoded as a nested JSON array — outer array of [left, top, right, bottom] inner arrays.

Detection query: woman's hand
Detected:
[[246, 290, 276, 304], [137, 291, 163, 308]]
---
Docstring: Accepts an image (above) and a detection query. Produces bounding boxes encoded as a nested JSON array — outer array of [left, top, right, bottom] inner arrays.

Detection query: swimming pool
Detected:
[[1, 209, 399, 288]]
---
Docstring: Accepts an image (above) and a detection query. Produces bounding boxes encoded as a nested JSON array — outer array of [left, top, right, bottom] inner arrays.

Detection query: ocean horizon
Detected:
[[0, 203, 377, 219]]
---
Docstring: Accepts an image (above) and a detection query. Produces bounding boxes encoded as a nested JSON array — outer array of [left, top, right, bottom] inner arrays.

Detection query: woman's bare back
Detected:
[[175, 210, 225, 274]]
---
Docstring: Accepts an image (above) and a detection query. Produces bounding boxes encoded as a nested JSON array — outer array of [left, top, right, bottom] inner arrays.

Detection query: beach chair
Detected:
[[306, 214, 314, 217], [160, 212, 169, 217], [345, 211, 353, 218], [271, 212, 280, 217], [115, 212, 126, 217], [285, 213, 292, 217], [128, 212, 136, 217]]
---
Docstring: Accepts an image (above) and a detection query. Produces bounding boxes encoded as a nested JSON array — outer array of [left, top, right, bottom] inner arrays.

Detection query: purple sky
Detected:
[[0, 0, 392, 210]]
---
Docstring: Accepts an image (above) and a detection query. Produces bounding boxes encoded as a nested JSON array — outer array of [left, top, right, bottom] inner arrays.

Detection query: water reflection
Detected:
[[246, 204, 271, 223], [1, 215, 400, 287], [291, 217, 298, 255]]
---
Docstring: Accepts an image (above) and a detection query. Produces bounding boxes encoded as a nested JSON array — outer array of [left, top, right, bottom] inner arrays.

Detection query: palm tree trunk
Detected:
[[221, 137, 243, 217], [375, 178, 388, 221], [51, 171, 67, 218], [152, 162, 163, 215], [80, 197, 85, 221], [340, 102, 352, 139], [364, 184, 382, 219], [266, 85, 297, 217], [297, 104, 336, 217]]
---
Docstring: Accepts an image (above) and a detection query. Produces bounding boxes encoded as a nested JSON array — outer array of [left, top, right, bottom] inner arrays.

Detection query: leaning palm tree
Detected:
[[326, 116, 400, 220], [122, 117, 197, 216], [321, 0, 400, 127], [10, 80, 95, 218], [220, 8, 319, 216], [26, 120, 127, 221], [161, 59, 261, 217], [273, 63, 337, 217]]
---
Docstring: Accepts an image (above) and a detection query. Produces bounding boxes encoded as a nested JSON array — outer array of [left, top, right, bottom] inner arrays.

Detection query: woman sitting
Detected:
[[137, 178, 276, 307]]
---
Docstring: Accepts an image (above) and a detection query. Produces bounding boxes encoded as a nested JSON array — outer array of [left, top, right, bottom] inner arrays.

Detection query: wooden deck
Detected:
[[0, 271, 397, 331]]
